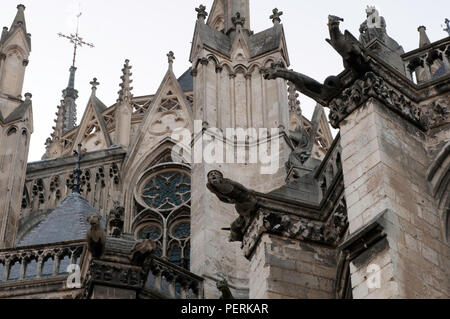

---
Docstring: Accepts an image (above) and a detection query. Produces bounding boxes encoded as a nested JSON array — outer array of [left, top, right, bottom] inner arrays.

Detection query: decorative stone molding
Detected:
[[328, 72, 426, 129], [422, 97, 450, 129], [242, 198, 349, 259]]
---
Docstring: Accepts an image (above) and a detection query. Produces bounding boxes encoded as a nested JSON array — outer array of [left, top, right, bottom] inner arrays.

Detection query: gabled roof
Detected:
[[0, 96, 32, 124], [177, 67, 193, 92], [18, 193, 103, 247]]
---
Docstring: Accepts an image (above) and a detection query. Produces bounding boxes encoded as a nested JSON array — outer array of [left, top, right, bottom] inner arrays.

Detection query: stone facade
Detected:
[[0, 2, 448, 299]]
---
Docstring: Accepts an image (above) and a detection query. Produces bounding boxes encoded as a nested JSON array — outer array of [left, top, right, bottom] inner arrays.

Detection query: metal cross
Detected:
[[58, 11, 94, 67], [72, 143, 83, 194], [443, 18, 450, 36]]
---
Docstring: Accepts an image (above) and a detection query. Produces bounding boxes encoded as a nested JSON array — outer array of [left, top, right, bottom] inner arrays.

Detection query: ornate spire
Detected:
[[418, 26, 431, 48], [117, 59, 133, 103], [72, 144, 83, 194], [62, 66, 79, 132], [1, 4, 31, 48], [196, 4, 208, 22], [270, 8, 283, 25], [90, 78, 99, 96]]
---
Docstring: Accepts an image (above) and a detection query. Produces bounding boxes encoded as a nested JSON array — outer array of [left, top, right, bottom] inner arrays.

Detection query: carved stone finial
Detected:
[[24, 92, 32, 100], [90, 78, 99, 95], [231, 12, 245, 29], [196, 4, 208, 21], [117, 59, 133, 103], [270, 8, 283, 25], [167, 51, 175, 67]]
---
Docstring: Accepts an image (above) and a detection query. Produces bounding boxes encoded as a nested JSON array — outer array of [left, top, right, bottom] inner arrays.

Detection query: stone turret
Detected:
[[0, 5, 33, 249], [114, 59, 134, 149]]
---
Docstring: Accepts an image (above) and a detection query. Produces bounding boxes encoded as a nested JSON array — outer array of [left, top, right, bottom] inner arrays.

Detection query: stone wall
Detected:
[[340, 98, 450, 298], [249, 234, 336, 299]]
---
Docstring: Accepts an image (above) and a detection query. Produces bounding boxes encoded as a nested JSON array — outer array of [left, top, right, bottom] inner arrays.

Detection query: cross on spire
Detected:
[[58, 11, 94, 67], [72, 143, 83, 194], [270, 8, 283, 24]]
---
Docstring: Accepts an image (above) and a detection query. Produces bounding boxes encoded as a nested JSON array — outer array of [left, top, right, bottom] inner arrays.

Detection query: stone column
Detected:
[[338, 98, 449, 298]]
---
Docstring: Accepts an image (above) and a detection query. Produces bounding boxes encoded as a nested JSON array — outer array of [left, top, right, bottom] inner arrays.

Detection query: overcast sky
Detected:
[[1, 0, 449, 162]]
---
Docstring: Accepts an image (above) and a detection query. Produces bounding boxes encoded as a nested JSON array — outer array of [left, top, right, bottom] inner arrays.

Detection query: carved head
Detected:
[[216, 279, 229, 290], [208, 170, 224, 185], [87, 214, 102, 229], [328, 15, 344, 27]]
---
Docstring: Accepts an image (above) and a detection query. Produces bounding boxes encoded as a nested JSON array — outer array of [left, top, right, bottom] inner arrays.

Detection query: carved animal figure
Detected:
[[107, 205, 125, 238], [131, 239, 158, 265], [326, 15, 366, 72], [216, 280, 235, 299], [207, 170, 258, 217], [86, 214, 106, 258], [264, 63, 342, 105]]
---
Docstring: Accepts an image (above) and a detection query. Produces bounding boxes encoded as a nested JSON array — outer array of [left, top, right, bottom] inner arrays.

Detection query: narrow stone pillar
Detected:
[[338, 98, 449, 298]]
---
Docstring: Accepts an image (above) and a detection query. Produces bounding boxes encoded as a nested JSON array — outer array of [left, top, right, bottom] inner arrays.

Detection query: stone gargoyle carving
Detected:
[[207, 171, 258, 218], [326, 15, 366, 73], [264, 62, 342, 106], [86, 214, 106, 258], [264, 15, 369, 106], [207, 171, 258, 242], [286, 126, 311, 172], [216, 279, 235, 300], [107, 204, 125, 238], [130, 239, 158, 265]]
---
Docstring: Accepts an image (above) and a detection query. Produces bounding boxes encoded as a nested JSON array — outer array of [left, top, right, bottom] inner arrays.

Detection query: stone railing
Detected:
[[0, 241, 85, 284], [402, 37, 450, 84], [143, 255, 204, 299]]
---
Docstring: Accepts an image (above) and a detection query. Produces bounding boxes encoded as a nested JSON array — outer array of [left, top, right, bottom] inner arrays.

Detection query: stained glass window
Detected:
[[138, 225, 162, 241], [136, 167, 191, 270]]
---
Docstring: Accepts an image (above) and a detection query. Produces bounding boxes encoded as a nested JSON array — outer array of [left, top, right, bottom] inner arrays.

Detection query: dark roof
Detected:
[[18, 193, 103, 247], [178, 68, 193, 92], [247, 25, 283, 58], [0, 97, 31, 124], [195, 22, 283, 59], [197, 22, 232, 56]]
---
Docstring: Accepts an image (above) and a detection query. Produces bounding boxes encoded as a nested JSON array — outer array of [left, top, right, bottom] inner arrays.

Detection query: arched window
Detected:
[[133, 163, 191, 270]]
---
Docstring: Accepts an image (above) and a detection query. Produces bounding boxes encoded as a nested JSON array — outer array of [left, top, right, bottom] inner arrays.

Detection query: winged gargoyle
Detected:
[[326, 15, 367, 73], [264, 63, 343, 105], [264, 15, 370, 106]]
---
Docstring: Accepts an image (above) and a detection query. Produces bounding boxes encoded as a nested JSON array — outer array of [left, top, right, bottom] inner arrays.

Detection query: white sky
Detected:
[[1, 0, 449, 162]]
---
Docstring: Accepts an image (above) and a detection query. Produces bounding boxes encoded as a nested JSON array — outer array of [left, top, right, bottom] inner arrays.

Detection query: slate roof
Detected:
[[0, 97, 31, 124], [178, 68, 194, 92], [18, 193, 103, 247], [195, 22, 283, 59]]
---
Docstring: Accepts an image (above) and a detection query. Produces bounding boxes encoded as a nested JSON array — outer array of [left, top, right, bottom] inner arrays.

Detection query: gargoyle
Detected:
[[207, 171, 257, 217], [131, 239, 158, 265], [286, 126, 311, 172], [326, 15, 367, 73], [264, 63, 343, 105], [216, 279, 235, 300], [86, 214, 106, 258], [107, 204, 125, 238]]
